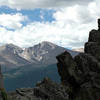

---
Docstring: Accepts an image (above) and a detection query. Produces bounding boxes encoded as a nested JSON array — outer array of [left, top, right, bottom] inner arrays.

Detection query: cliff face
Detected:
[[1, 19, 100, 100]]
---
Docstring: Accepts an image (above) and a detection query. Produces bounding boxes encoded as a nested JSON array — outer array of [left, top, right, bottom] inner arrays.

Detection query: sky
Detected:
[[0, 0, 99, 49]]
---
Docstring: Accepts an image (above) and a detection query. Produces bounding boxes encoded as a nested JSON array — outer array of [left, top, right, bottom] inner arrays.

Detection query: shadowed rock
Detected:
[[98, 19, 100, 30], [56, 19, 100, 100], [84, 19, 100, 61], [34, 77, 69, 100]]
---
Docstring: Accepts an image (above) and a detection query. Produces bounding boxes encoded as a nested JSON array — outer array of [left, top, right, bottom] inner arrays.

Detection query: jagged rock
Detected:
[[74, 53, 100, 89], [9, 88, 39, 100], [56, 51, 80, 99], [85, 30, 100, 61], [34, 77, 69, 100], [85, 42, 100, 61], [57, 52, 100, 100], [8, 78, 69, 100], [84, 19, 100, 60], [98, 19, 100, 30], [56, 51, 77, 82], [88, 29, 100, 43], [88, 19, 100, 43], [74, 53, 100, 76], [56, 19, 100, 100]]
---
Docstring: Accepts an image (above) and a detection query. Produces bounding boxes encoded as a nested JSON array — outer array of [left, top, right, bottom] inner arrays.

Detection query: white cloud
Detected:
[[0, 13, 28, 29], [0, 1, 100, 49], [0, 0, 93, 10]]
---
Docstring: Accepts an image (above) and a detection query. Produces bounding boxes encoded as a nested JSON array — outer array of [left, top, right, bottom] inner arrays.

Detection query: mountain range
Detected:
[[0, 41, 79, 72], [72, 48, 84, 53], [0, 41, 79, 91]]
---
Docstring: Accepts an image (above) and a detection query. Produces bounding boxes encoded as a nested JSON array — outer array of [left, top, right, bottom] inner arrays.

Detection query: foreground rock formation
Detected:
[[8, 78, 69, 100], [56, 19, 100, 100], [1, 19, 100, 100]]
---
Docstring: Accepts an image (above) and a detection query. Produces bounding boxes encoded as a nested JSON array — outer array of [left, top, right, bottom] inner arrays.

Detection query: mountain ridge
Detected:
[[0, 41, 79, 72]]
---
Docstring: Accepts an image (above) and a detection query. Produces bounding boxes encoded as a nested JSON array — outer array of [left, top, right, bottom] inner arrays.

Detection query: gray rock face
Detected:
[[20, 41, 66, 65], [0, 44, 30, 71]]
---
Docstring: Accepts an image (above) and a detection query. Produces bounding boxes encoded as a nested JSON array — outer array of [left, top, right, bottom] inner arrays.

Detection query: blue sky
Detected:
[[0, 0, 99, 49], [0, 6, 55, 24]]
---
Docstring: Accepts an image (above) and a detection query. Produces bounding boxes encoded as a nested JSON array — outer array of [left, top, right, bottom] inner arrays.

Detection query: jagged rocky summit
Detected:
[[1, 19, 100, 100], [56, 19, 100, 100]]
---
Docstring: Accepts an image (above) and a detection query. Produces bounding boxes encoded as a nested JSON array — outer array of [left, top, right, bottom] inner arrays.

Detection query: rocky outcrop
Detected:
[[85, 30, 100, 61], [34, 77, 69, 100], [56, 19, 100, 100], [84, 19, 100, 61], [8, 78, 69, 100]]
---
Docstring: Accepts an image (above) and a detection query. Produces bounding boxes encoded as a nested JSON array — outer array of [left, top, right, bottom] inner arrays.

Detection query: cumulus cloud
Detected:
[[0, 0, 100, 49], [0, 0, 93, 10], [0, 19, 94, 48], [0, 13, 28, 29]]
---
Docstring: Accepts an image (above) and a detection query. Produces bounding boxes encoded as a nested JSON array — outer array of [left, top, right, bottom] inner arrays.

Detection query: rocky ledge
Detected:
[[1, 19, 100, 100]]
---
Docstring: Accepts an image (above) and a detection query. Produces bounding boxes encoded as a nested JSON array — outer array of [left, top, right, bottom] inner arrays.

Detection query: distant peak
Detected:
[[72, 48, 84, 53], [40, 41, 57, 49], [0, 43, 23, 52], [4, 43, 16, 47], [41, 41, 51, 43], [41, 41, 56, 46]]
